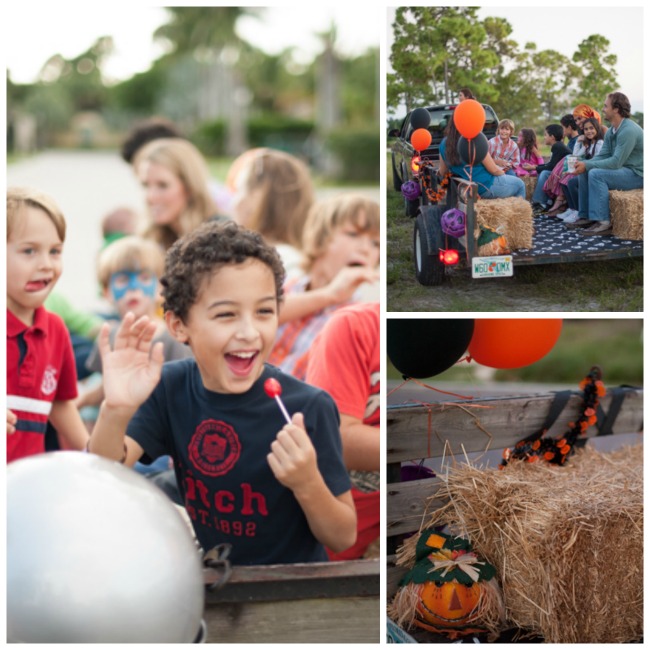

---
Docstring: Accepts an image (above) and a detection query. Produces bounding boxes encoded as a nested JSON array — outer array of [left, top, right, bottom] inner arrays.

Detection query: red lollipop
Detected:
[[264, 378, 292, 425]]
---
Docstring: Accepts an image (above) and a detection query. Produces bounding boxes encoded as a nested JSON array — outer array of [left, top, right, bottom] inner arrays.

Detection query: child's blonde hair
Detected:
[[234, 148, 314, 248], [97, 236, 165, 290], [302, 195, 380, 270], [134, 138, 217, 250], [7, 187, 67, 242], [498, 119, 515, 133]]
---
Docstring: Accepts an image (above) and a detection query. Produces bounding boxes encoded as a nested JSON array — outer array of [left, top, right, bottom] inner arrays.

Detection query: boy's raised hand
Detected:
[[326, 266, 379, 305], [99, 312, 164, 412], [267, 413, 319, 492]]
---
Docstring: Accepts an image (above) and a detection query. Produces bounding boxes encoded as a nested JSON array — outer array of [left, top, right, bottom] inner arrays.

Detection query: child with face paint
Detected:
[[77, 236, 193, 415]]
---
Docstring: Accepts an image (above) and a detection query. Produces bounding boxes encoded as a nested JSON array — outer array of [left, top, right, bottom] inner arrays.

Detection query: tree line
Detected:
[[388, 7, 642, 131], [7, 7, 379, 155]]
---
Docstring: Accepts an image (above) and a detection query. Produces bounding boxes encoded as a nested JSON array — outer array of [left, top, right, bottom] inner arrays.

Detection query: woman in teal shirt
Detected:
[[439, 119, 526, 199]]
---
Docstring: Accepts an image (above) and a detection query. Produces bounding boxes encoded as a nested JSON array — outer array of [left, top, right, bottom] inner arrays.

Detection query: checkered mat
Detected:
[[512, 216, 643, 258]]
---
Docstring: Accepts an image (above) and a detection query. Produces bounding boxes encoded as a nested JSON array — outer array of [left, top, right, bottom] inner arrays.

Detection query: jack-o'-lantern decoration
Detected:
[[416, 579, 482, 628], [388, 530, 505, 640]]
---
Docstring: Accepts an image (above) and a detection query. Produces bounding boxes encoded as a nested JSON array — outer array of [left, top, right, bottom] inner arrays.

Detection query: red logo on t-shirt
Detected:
[[188, 419, 241, 477]]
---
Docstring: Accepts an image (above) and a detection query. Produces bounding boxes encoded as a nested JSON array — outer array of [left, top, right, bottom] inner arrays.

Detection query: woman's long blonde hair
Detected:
[[134, 138, 217, 250], [234, 148, 314, 248]]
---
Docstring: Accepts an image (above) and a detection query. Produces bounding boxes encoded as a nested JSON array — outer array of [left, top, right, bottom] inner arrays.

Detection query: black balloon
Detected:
[[410, 107, 431, 130], [387, 319, 475, 379], [457, 132, 489, 165]]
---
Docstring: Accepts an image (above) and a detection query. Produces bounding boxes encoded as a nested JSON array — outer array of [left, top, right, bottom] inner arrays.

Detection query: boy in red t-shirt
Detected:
[[306, 302, 380, 559], [6, 187, 89, 461]]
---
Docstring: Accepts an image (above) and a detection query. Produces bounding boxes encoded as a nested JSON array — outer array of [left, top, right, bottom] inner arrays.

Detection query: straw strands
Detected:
[[610, 189, 643, 240], [474, 197, 534, 250]]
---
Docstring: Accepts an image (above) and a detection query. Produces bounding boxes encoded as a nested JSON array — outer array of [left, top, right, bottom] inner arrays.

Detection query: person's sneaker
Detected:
[[557, 208, 576, 220], [579, 221, 613, 236], [565, 218, 593, 229], [560, 209, 580, 222]]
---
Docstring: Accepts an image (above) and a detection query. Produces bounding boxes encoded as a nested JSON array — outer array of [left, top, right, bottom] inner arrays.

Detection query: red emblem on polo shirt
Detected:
[[188, 419, 241, 477]]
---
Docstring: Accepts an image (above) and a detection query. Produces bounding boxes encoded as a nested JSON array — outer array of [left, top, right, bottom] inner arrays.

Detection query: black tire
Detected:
[[391, 153, 402, 192], [413, 207, 445, 286]]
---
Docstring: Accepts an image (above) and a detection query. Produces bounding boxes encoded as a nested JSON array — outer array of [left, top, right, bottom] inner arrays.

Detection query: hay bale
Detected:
[[521, 175, 537, 202], [474, 197, 533, 250], [399, 445, 643, 643], [610, 189, 643, 240]]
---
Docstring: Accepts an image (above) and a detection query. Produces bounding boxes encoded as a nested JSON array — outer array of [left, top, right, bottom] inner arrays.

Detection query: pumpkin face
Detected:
[[415, 580, 482, 628]]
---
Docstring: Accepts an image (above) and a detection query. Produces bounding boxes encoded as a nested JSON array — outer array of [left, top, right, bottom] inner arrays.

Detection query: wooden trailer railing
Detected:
[[203, 558, 380, 643]]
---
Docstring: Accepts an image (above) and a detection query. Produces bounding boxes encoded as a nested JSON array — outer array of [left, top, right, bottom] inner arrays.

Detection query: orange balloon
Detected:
[[468, 319, 563, 369], [411, 128, 432, 151], [453, 100, 486, 140]]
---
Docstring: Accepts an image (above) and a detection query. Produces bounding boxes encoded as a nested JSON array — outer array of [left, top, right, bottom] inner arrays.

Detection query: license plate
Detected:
[[471, 255, 514, 278]]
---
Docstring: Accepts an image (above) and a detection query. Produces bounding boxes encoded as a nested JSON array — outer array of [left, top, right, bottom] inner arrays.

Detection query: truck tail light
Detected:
[[439, 249, 460, 266]]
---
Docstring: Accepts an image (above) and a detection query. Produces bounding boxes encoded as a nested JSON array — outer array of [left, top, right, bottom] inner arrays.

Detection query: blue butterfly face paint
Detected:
[[109, 270, 157, 301]]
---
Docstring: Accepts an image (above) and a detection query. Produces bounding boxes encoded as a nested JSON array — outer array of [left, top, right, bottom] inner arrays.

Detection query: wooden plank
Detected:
[[387, 390, 643, 463], [387, 477, 444, 538], [387, 555, 407, 599], [204, 596, 380, 643], [204, 559, 380, 603]]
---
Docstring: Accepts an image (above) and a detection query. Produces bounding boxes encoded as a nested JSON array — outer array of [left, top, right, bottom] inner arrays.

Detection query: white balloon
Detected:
[[7, 452, 205, 643]]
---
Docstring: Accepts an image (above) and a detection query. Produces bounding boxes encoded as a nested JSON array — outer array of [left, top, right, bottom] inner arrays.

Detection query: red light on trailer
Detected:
[[411, 155, 421, 174], [439, 249, 460, 266]]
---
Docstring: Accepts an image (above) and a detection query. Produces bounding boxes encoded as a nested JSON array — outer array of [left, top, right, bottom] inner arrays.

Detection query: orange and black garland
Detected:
[[500, 366, 606, 468], [419, 162, 451, 203]]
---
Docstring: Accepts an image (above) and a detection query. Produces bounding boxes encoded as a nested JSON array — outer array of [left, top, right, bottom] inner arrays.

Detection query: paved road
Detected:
[[7, 150, 380, 311]]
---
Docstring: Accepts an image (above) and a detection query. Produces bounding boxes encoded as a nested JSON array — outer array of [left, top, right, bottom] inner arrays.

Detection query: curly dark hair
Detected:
[[161, 220, 286, 322]]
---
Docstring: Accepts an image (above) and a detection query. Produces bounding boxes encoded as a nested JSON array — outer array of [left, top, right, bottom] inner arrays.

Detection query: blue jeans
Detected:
[[531, 170, 551, 205], [562, 176, 580, 210], [483, 174, 526, 199], [578, 167, 644, 222]]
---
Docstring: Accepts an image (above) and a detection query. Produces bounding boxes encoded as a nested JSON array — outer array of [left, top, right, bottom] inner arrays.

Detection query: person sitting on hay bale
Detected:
[[569, 92, 644, 236]]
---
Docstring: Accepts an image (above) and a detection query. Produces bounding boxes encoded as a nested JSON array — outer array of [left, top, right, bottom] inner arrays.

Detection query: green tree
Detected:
[[388, 7, 498, 112], [39, 37, 113, 112], [388, 7, 437, 111], [153, 7, 257, 55], [571, 34, 618, 108], [530, 48, 576, 121]]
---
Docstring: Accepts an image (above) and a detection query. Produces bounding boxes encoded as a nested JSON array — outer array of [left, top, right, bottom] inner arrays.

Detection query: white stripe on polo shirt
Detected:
[[6, 395, 53, 416]]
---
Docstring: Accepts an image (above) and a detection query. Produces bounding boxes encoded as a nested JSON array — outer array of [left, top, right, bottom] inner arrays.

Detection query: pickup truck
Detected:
[[388, 103, 499, 215]]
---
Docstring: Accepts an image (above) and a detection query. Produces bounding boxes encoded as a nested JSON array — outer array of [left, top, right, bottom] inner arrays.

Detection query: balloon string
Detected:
[[407, 377, 475, 400], [387, 378, 411, 397]]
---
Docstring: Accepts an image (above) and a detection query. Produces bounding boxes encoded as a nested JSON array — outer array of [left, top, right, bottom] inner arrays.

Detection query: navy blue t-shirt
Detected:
[[126, 360, 351, 565]]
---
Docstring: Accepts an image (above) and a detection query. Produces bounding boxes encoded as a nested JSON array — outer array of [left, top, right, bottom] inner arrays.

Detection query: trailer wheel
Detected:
[[414, 208, 445, 286]]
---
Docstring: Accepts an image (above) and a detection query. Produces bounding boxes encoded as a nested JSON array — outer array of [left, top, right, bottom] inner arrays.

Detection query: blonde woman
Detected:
[[134, 138, 225, 250]]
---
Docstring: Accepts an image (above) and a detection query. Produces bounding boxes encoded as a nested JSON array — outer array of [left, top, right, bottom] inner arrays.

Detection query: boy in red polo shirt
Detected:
[[6, 187, 89, 462]]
